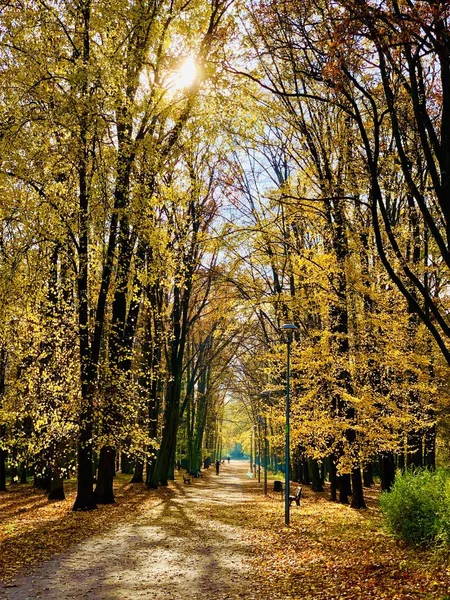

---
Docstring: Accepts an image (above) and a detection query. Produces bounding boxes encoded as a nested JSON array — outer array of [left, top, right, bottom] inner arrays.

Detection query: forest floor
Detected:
[[0, 462, 449, 600]]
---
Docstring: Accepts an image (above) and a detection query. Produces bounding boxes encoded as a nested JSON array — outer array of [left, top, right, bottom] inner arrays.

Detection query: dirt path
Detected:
[[0, 462, 254, 600]]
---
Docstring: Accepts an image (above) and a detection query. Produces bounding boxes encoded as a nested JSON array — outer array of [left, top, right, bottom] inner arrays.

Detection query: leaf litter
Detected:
[[0, 465, 449, 599]]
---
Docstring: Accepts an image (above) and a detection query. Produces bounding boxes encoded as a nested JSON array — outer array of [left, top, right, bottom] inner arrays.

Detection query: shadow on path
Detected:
[[1, 462, 253, 600]]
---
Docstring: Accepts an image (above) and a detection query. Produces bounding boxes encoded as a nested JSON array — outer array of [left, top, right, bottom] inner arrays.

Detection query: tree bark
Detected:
[[19, 464, 27, 484], [120, 452, 134, 475], [0, 447, 6, 492], [0, 350, 6, 492], [338, 473, 351, 505], [363, 463, 374, 487], [48, 469, 65, 500], [94, 446, 116, 504], [308, 458, 324, 492], [149, 217, 197, 486], [424, 425, 436, 469], [130, 459, 144, 483], [151, 377, 182, 486], [329, 455, 338, 501], [350, 467, 366, 509], [34, 470, 49, 490], [302, 458, 310, 484], [72, 0, 97, 512], [380, 452, 396, 491], [407, 429, 423, 469]]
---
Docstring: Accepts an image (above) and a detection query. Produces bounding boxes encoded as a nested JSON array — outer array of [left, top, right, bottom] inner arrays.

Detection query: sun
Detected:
[[170, 55, 198, 91]]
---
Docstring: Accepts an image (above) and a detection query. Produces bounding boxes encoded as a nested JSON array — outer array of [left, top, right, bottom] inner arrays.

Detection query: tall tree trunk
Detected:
[[95, 235, 143, 503], [363, 463, 374, 487], [424, 424, 436, 469], [131, 459, 144, 483], [10, 462, 17, 484], [326, 196, 365, 508], [73, 380, 96, 510], [339, 473, 350, 505], [34, 469, 49, 490], [302, 457, 310, 484], [0, 349, 6, 492], [121, 452, 134, 475], [151, 376, 182, 486], [149, 231, 195, 486], [0, 443, 6, 492], [330, 455, 338, 501], [72, 0, 97, 512], [308, 458, 324, 492], [292, 456, 301, 483], [145, 381, 162, 488], [407, 428, 423, 468], [191, 356, 211, 474], [144, 291, 163, 488], [48, 465, 65, 501], [380, 452, 396, 491], [350, 467, 366, 509], [19, 464, 27, 484], [94, 446, 116, 504], [398, 446, 406, 473]]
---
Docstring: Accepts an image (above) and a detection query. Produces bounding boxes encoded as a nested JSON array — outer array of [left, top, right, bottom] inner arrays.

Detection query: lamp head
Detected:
[[280, 323, 298, 343]]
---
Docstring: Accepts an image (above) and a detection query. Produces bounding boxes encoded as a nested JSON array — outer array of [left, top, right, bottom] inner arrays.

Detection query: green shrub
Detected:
[[380, 469, 450, 547]]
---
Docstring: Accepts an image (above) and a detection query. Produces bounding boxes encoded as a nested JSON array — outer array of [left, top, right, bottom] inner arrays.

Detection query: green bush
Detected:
[[380, 469, 450, 547]]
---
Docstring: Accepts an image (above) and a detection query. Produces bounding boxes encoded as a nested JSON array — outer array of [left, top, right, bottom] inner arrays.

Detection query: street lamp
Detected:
[[256, 414, 265, 489], [260, 391, 271, 496], [249, 427, 253, 474], [254, 423, 260, 483], [281, 323, 297, 525]]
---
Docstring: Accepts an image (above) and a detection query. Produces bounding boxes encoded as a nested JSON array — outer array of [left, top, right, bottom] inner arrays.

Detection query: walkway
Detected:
[[1, 461, 253, 600]]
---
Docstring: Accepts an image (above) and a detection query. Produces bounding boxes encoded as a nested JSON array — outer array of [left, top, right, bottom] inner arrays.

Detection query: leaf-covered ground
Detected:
[[1, 463, 449, 599], [0, 475, 174, 584], [231, 474, 450, 599]]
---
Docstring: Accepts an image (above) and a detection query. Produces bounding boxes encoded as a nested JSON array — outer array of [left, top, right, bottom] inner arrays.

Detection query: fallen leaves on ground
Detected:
[[0, 475, 172, 583], [211, 477, 450, 600], [1, 468, 450, 599]]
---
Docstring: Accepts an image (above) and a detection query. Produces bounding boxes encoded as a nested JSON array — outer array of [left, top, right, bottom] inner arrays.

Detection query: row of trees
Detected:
[[225, 0, 450, 508], [1, 0, 450, 514], [0, 0, 242, 509]]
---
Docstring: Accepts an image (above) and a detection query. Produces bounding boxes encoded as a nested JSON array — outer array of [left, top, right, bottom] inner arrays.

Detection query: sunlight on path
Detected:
[[1, 462, 253, 600]]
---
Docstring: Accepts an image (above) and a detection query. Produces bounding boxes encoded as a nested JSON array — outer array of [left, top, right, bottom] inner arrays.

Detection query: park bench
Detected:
[[289, 486, 302, 507], [273, 481, 302, 506], [182, 474, 191, 484]]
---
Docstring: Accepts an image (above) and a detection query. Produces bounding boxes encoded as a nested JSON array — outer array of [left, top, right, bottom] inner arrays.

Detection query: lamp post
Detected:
[[264, 415, 268, 495], [255, 423, 261, 483], [281, 323, 297, 525], [253, 423, 260, 482], [260, 391, 271, 496]]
